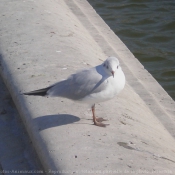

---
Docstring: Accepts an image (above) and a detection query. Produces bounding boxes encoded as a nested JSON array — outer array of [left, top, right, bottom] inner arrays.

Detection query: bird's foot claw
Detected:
[[96, 117, 108, 122], [94, 120, 109, 127]]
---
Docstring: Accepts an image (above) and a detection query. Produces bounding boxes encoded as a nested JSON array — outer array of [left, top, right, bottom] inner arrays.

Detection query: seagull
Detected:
[[24, 56, 125, 127]]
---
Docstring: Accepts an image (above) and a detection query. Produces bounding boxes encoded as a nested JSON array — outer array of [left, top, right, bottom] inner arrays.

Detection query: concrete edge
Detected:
[[0, 54, 57, 172]]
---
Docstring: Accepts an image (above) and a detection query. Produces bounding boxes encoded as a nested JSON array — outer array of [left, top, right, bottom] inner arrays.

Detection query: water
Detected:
[[87, 0, 175, 100]]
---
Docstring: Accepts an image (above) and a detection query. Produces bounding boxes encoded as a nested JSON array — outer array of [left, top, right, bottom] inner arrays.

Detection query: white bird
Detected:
[[24, 56, 125, 127]]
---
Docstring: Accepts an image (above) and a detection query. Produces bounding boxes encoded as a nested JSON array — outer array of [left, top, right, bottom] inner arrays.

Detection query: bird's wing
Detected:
[[47, 66, 108, 100]]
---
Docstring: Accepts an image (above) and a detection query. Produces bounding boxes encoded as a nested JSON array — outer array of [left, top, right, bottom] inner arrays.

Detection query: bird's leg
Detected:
[[91, 104, 108, 127]]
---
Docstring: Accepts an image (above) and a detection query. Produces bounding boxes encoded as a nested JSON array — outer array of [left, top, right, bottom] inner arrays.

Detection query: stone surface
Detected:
[[0, 0, 175, 174], [0, 76, 44, 175]]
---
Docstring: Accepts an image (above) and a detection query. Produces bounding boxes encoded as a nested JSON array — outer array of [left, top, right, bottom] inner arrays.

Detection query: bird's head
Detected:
[[103, 56, 120, 77]]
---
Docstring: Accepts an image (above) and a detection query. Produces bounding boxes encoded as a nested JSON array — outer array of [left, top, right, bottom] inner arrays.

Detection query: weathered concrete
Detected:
[[0, 76, 45, 175], [0, 0, 175, 174]]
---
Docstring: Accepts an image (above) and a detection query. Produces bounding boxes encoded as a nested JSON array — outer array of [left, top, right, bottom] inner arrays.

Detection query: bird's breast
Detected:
[[108, 70, 125, 95]]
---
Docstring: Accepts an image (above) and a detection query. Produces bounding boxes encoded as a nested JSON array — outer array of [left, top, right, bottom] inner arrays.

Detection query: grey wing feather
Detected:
[[47, 66, 107, 100]]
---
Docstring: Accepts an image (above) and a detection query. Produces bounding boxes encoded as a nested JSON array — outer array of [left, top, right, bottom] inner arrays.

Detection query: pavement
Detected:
[[0, 0, 175, 174], [0, 75, 44, 175]]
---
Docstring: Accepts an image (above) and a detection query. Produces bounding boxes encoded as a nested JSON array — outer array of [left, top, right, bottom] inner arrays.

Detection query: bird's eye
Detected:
[[117, 66, 119, 69]]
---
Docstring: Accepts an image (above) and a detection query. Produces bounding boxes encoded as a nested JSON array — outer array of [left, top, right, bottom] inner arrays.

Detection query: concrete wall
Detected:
[[0, 0, 175, 174]]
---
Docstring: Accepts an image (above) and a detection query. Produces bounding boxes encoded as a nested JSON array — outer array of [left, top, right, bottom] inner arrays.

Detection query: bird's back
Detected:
[[47, 66, 108, 101]]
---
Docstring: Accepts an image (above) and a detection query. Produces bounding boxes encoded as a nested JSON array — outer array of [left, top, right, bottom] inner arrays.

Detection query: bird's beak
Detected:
[[111, 71, 115, 78]]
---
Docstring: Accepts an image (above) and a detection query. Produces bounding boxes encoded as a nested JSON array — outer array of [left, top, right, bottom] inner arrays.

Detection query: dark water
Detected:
[[87, 0, 175, 100]]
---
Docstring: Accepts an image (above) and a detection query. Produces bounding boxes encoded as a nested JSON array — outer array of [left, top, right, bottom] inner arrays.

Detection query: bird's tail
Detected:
[[23, 86, 51, 96]]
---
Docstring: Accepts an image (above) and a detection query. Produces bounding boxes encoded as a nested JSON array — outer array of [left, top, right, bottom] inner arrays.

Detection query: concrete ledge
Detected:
[[0, 0, 175, 174]]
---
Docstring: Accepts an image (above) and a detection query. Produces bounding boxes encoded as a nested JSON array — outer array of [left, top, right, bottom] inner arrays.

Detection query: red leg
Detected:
[[91, 104, 108, 127]]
